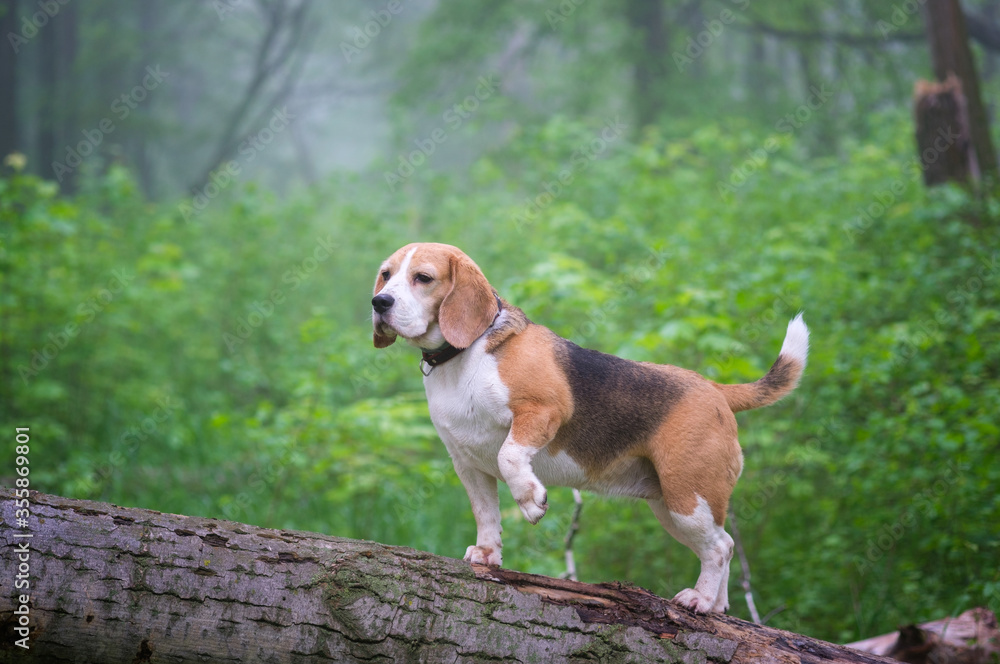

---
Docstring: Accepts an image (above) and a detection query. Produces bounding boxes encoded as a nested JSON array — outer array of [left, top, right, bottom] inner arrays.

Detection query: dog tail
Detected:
[[715, 313, 809, 413]]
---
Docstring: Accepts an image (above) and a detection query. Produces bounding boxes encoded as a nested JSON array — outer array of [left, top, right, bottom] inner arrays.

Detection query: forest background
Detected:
[[1, 0, 999, 643]]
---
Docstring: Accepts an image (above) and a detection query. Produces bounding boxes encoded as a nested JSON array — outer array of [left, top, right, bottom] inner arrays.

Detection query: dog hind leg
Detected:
[[647, 496, 733, 613]]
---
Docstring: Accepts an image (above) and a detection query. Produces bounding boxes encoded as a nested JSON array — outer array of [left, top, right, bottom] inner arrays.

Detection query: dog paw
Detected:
[[464, 545, 502, 567], [673, 588, 716, 614], [515, 484, 548, 524]]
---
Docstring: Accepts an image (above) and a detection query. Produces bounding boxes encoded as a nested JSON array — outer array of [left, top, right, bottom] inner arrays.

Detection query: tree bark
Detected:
[[0, 490, 897, 663]]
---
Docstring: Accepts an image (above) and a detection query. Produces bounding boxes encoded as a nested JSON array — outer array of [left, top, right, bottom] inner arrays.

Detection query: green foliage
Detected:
[[2, 109, 998, 643]]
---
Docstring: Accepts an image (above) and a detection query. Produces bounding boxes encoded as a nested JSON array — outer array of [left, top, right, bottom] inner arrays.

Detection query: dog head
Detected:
[[372, 243, 499, 350]]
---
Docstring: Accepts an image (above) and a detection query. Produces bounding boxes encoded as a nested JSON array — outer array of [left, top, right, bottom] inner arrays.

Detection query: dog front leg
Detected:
[[498, 438, 548, 524], [452, 459, 504, 566]]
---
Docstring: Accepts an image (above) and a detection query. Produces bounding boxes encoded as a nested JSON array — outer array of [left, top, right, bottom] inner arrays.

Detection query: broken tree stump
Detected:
[[847, 607, 999, 663], [913, 74, 975, 186], [0, 489, 897, 663]]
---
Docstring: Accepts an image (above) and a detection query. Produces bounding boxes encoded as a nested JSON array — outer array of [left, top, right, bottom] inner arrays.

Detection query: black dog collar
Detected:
[[420, 293, 503, 376]]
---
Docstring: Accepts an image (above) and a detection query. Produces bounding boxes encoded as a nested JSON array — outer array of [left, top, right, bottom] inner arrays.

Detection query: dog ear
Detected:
[[439, 252, 497, 349], [372, 269, 397, 349]]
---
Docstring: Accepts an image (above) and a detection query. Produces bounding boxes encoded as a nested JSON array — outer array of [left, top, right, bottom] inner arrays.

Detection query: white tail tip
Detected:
[[779, 312, 809, 367]]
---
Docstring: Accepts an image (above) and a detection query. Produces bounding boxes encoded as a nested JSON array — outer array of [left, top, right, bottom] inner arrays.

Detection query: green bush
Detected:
[[2, 110, 997, 642]]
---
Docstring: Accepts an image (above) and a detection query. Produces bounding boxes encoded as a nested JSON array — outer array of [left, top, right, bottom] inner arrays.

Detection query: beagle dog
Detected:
[[371, 242, 808, 614]]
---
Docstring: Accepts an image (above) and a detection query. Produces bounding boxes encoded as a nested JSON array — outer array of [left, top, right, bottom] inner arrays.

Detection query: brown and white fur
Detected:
[[371, 242, 809, 614]]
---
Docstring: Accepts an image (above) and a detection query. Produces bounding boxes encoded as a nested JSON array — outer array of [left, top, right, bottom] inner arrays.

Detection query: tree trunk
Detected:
[[133, 0, 158, 199], [923, 0, 998, 183], [35, 0, 77, 191], [0, 490, 897, 663], [37, 16, 57, 184], [625, 0, 668, 129], [54, 0, 77, 193], [913, 75, 974, 186], [0, 0, 19, 161]]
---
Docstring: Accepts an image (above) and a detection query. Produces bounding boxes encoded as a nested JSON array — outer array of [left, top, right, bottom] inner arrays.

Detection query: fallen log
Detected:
[[0, 489, 896, 663], [847, 607, 999, 663]]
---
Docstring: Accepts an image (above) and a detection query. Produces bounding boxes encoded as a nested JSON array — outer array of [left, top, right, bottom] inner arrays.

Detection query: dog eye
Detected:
[[380, 270, 391, 281], [415, 273, 433, 284]]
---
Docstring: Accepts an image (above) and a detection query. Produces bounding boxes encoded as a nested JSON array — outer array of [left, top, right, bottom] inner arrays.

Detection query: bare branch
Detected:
[[728, 506, 761, 624], [190, 0, 314, 191], [736, 20, 923, 47], [762, 603, 788, 625], [738, 10, 1000, 53], [560, 488, 584, 582]]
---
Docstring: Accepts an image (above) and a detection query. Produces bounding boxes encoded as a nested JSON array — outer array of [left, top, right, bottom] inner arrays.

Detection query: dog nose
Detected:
[[372, 293, 395, 314]]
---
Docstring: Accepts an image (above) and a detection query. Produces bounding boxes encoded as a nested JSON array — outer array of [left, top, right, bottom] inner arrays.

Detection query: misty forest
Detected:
[[2, 0, 999, 651]]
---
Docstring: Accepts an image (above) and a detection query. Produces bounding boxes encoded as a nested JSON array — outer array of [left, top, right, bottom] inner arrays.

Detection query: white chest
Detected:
[[424, 342, 512, 473], [422, 337, 593, 491]]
